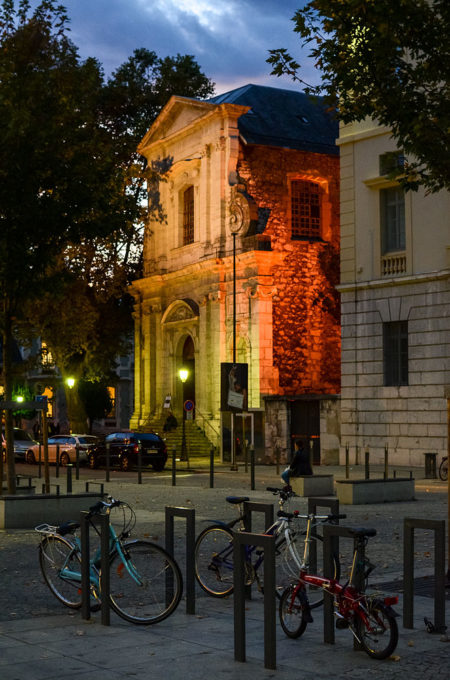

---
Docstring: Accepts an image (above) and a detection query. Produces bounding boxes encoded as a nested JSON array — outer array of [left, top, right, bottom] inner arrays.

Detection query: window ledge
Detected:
[[364, 176, 399, 189]]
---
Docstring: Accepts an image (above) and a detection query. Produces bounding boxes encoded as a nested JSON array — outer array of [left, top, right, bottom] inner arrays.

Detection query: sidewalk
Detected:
[[0, 464, 448, 679], [0, 586, 448, 680]]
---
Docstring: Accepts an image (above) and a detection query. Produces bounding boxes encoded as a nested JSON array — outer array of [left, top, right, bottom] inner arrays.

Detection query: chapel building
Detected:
[[129, 84, 340, 463]]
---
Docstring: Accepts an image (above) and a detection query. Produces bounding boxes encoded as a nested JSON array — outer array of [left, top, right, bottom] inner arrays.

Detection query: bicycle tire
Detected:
[[39, 535, 83, 609], [275, 532, 340, 608], [195, 525, 236, 597], [279, 585, 308, 638], [354, 601, 399, 659], [108, 540, 182, 624], [439, 457, 448, 481]]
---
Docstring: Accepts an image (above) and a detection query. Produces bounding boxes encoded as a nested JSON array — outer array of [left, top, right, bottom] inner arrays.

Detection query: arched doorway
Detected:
[[181, 336, 195, 414]]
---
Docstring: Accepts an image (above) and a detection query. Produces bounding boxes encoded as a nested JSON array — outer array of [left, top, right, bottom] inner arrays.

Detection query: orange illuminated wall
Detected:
[[238, 144, 340, 396]]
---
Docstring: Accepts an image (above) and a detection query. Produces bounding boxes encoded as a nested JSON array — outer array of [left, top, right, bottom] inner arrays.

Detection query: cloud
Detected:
[[26, 0, 318, 93]]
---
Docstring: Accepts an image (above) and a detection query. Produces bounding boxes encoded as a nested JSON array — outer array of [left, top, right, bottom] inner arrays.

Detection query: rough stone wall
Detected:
[[238, 145, 341, 396]]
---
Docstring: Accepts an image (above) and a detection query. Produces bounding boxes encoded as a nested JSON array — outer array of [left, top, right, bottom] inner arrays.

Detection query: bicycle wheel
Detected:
[[355, 601, 399, 659], [108, 540, 182, 624], [195, 525, 236, 597], [439, 457, 448, 481], [279, 585, 308, 638], [39, 535, 82, 608]]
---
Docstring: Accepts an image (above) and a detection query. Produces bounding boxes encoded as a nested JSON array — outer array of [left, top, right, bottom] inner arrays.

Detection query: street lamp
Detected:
[[179, 368, 188, 461], [66, 377, 75, 389], [65, 377, 76, 433]]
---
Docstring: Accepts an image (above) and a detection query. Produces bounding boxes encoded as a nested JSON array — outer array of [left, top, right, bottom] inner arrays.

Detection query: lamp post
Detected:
[[65, 377, 76, 433], [229, 201, 244, 472], [179, 368, 188, 462]]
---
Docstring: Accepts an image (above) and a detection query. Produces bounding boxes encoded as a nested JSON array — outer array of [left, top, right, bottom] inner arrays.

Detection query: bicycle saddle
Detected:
[[57, 520, 80, 535], [226, 496, 249, 505], [347, 527, 377, 538]]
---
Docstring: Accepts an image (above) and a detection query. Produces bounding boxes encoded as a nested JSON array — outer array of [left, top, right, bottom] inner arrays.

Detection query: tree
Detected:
[[23, 48, 215, 432], [0, 0, 140, 492], [268, 0, 450, 193], [78, 380, 113, 434]]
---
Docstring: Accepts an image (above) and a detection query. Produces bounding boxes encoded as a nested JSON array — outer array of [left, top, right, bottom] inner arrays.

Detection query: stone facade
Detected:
[[130, 85, 340, 462], [338, 119, 450, 466]]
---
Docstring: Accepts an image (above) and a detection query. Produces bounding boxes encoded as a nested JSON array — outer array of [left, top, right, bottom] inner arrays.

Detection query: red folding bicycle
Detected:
[[279, 523, 399, 660]]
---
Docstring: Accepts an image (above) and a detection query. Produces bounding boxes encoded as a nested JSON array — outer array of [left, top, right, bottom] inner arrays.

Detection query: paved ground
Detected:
[[0, 462, 448, 678]]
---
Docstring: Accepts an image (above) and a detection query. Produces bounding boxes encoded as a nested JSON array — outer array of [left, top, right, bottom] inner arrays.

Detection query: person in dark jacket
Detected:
[[281, 440, 312, 484]]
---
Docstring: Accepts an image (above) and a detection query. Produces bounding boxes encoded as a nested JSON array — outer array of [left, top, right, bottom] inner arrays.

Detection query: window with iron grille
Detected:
[[291, 180, 321, 239], [383, 321, 408, 386], [183, 186, 194, 245]]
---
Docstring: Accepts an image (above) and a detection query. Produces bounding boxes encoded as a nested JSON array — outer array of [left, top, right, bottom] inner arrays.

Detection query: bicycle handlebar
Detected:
[[277, 510, 347, 522], [88, 497, 123, 516]]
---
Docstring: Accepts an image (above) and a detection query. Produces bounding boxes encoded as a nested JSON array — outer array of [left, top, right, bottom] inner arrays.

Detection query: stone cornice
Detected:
[[338, 268, 450, 293]]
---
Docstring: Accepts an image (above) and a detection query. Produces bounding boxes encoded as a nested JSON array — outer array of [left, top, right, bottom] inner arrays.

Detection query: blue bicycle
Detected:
[[36, 498, 183, 624]]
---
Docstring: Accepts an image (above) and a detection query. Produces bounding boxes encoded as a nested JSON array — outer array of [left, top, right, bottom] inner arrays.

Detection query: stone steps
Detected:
[[140, 416, 215, 457]]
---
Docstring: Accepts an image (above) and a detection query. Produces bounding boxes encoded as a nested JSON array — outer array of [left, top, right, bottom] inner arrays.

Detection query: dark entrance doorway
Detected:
[[181, 336, 195, 413], [290, 399, 321, 464]]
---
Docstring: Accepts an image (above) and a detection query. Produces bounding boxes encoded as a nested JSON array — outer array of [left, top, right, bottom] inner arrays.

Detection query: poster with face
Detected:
[[221, 363, 248, 412]]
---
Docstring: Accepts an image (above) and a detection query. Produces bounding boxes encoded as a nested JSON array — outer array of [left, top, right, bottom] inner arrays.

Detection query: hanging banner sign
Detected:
[[220, 363, 248, 412]]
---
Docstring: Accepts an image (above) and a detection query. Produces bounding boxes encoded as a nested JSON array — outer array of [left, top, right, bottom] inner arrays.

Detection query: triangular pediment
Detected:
[[139, 96, 216, 152]]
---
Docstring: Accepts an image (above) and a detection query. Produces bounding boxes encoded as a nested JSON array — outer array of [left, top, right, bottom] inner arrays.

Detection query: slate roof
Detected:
[[208, 84, 338, 156]]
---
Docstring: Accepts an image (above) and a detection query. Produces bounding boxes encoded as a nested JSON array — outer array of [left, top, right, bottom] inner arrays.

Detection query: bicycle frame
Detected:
[[53, 522, 143, 591]]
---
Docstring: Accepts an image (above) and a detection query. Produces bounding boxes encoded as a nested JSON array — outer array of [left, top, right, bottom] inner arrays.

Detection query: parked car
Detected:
[[2, 428, 38, 462], [88, 431, 168, 472], [26, 434, 99, 466]]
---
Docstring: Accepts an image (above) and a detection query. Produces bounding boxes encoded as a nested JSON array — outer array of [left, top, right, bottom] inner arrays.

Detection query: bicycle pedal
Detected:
[[336, 618, 349, 629]]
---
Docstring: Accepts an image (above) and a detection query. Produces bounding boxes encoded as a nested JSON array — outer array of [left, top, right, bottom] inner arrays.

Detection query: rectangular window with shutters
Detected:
[[183, 186, 194, 245], [383, 321, 408, 386], [291, 180, 321, 239]]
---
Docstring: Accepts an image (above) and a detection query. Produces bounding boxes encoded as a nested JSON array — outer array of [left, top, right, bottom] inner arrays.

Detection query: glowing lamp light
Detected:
[[179, 369, 188, 383], [66, 377, 75, 389], [15, 395, 24, 403]]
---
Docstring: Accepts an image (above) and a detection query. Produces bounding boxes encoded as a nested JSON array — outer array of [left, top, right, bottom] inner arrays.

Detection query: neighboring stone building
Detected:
[[130, 84, 340, 463], [338, 118, 450, 467]]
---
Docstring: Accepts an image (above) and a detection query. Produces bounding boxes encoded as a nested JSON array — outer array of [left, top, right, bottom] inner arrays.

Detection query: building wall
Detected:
[[131, 96, 341, 461], [338, 120, 450, 466]]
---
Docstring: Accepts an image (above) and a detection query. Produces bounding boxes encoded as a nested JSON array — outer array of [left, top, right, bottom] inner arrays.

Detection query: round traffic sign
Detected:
[[184, 400, 194, 412]]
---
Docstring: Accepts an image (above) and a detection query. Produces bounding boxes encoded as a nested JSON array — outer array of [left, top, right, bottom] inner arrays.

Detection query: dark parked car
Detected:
[[88, 431, 167, 472]]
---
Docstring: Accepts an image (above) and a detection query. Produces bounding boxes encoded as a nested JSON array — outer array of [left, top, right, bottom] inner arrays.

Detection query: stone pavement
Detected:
[[0, 463, 448, 679]]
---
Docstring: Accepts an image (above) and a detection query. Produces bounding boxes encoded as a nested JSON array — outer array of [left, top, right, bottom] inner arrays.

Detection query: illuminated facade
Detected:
[[130, 85, 340, 463], [338, 119, 450, 466]]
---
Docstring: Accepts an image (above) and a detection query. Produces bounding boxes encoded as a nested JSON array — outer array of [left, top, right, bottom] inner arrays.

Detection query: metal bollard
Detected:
[[105, 441, 110, 482], [66, 464, 73, 493], [55, 444, 60, 478], [384, 443, 389, 479], [38, 443, 42, 479], [172, 446, 176, 487], [209, 447, 214, 488], [345, 443, 350, 479], [364, 447, 370, 479], [137, 443, 142, 484], [75, 444, 80, 480], [250, 445, 255, 490]]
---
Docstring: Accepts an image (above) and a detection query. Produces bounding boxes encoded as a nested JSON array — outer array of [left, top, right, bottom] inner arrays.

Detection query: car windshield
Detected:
[[78, 436, 97, 444], [13, 429, 34, 441]]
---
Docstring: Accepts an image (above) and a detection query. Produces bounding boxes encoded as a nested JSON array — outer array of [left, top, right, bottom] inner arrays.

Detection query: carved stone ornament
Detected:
[[229, 187, 258, 236], [165, 305, 195, 322]]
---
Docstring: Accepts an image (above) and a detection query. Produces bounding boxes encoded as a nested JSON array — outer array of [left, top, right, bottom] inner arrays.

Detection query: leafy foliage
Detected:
[[268, 1, 450, 192], [78, 380, 113, 433]]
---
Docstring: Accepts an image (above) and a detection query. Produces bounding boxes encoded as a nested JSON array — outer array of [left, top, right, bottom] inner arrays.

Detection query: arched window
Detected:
[[291, 180, 322, 239], [183, 186, 195, 245]]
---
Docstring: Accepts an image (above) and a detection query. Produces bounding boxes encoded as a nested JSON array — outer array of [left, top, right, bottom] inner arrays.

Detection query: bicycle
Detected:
[[279, 526, 399, 660], [439, 456, 448, 481], [194, 486, 343, 604], [36, 497, 183, 625]]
